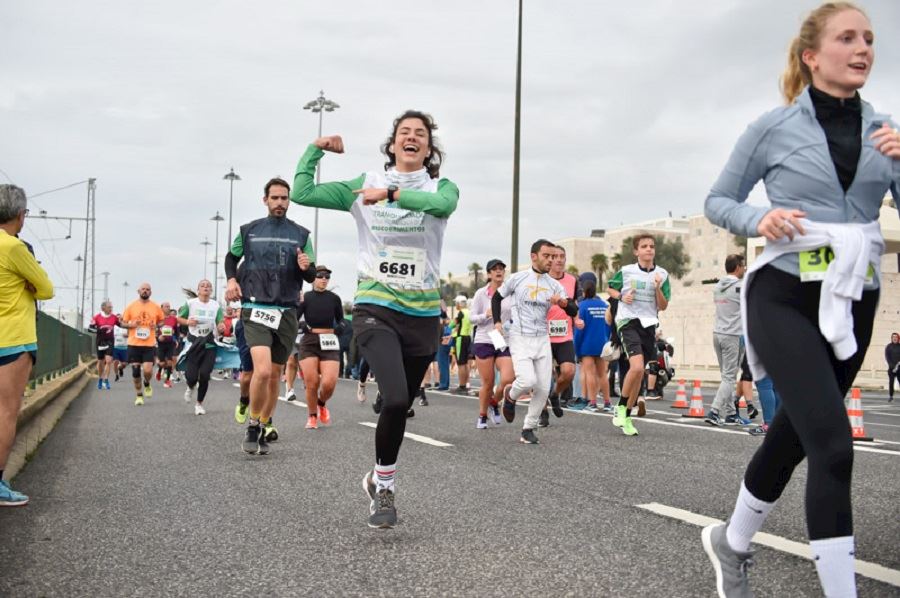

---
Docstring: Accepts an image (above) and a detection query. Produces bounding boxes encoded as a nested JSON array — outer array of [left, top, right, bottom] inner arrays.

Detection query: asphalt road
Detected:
[[1, 374, 898, 597]]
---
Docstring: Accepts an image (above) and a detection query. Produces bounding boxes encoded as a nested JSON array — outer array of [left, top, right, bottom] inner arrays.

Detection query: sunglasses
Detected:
[[315, 273, 330, 279]]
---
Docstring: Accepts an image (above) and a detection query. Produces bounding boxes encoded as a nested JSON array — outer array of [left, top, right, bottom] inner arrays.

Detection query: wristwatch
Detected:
[[387, 185, 399, 202]]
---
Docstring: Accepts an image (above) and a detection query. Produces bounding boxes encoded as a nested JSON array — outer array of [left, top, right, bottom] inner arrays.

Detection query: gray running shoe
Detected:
[[520, 428, 540, 444], [701, 523, 755, 598], [242, 424, 260, 454], [362, 472, 397, 529]]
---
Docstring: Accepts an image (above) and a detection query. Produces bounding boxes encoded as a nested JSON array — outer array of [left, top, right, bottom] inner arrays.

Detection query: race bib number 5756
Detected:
[[249, 308, 282, 330]]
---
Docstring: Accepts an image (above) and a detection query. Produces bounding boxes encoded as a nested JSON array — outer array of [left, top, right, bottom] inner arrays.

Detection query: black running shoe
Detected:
[[257, 427, 270, 455], [501, 384, 515, 423], [746, 404, 759, 420], [538, 409, 550, 428], [242, 424, 260, 454], [418, 389, 428, 406], [520, 428, 540, 444], [373, 392, 383, 415], [406, 408, 415, 418], [549, 393, 564, 418]]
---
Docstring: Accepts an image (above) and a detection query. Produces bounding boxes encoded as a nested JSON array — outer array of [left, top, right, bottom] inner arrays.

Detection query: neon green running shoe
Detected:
[[622, 417, 639, 436], [235, 403, 248, 424], [143, 385, 153, 399], [264, 423, 278, 442], [134, 395, 144, 406], [612, 404, 626, 428]]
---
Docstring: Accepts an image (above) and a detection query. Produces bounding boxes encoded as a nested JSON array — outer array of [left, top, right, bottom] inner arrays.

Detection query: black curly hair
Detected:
[[381, 110, 444, 179]]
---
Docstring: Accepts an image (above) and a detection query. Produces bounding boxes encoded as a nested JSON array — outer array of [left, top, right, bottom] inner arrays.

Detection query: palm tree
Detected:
[[468, 262, 483, 290], [611, 252, 623, 272], [566, 265, 579, 276], [591, 253, 609, 289]]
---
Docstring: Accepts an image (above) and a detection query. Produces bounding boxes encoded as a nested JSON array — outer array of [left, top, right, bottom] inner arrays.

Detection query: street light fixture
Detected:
[[200, 237, 212, 279], [122, 281, 129, 307], [303, 90, 340, 258], [223, 168, 241, 253], [211, 211, 225, 300]]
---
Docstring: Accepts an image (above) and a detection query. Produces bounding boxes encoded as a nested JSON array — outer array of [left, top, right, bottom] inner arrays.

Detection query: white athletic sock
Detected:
[[374, 463, 396, 492], [725, 481, 776, 552], [811, 536, 857, 597]]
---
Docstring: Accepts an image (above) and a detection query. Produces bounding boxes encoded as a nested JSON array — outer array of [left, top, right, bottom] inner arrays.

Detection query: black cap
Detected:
[[315, 265, 332, 275], [486, 258, 506, 272]]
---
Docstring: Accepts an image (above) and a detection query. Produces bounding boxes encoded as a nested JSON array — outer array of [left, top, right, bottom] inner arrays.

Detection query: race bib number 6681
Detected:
[[373, 245, 426, 289]]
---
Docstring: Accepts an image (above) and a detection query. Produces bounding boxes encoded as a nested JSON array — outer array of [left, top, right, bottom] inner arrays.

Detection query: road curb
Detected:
[[8, 360, 95, 480]]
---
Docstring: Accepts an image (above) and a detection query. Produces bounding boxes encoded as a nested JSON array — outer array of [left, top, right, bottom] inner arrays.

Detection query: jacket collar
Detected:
[[796, 85, 891, 131]]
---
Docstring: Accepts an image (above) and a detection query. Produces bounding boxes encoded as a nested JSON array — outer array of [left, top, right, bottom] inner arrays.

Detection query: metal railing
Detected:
[[30, 311, 94, 383]]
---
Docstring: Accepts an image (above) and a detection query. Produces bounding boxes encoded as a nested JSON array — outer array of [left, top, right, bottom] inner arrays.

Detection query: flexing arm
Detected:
[[291, 144, 365, 211], [396, 179, 460, 218]]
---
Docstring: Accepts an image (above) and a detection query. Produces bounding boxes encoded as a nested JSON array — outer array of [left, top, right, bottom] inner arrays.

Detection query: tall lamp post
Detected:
[[510, 0, 523, 272], [74, 255, 84, 329], [200, 237, 212, 279], [100, 271, 110, 303], [211, 212, 225, 300], [223, 168, 241, 252], [302, 90, 340, 258], [122, 281, 129, 307]]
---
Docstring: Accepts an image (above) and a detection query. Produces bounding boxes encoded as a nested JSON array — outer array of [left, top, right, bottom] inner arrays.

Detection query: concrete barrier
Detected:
[[7, 359, 95, 480]]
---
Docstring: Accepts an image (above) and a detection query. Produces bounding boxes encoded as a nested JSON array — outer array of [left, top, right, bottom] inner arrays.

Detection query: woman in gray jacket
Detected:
[[701, 3, 900, 597]]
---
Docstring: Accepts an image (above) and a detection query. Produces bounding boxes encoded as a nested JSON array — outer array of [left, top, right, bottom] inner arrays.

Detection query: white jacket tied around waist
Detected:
[[742, 219, 884, 380]]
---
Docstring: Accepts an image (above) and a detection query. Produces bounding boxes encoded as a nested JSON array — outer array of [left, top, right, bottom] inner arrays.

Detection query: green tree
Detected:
[[590, 253, 609, 289], [566, 264, 579, 276], [611, 252, 623, 272], [468, 262, 483, 294], [618, 235, 691, 279]]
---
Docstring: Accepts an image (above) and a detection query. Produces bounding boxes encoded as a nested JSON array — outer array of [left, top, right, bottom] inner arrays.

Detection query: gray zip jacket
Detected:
[[705, 86, 899, 288], [713, 275, 742, 336]]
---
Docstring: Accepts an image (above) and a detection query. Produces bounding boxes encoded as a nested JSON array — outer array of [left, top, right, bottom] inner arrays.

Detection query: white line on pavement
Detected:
[[358, 422, 453, 447], [278, 396, 307, 408], [636, 502, 900, 588]]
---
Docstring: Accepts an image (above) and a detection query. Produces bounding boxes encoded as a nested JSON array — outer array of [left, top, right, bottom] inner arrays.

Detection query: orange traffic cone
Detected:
[[671, 379, 689, 408], [847, 388, 873, 441], [682, 380, 705, 418]]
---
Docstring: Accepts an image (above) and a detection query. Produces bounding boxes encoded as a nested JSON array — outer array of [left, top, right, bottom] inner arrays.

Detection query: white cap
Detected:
[[454, 295, 467, 304]]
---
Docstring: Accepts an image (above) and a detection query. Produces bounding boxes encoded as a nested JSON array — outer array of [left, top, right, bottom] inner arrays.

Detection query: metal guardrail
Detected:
[[30, 311, 94, 383]]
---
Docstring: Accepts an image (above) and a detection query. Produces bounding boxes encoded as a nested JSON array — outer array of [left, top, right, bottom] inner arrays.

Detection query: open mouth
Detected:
[[402, 144, 419, 155], [849, 62, 868, 72]]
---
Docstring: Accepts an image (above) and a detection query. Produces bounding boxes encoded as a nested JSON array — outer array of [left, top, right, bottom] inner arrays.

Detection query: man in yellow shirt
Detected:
[[121, 283, 165, 405], [0, 185, 53, 507]]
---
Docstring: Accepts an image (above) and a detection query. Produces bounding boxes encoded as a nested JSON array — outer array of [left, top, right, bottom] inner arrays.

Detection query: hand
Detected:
[[296, 249, 310, 270], [217, 323, 226, 334], [494, 322, 504, 334], [24, 282, 36, 294], [654, 273, 664, 289], [622, 289, 635, 304], [485, 307, 492, 318], [549, 294, 561, 306], [187, 318, 198, 327], [314, 135, 344, 153], [871, 123, 900, 159], [757, 208, 807, 242], [351, 187, 388, 205], [225, 278, 242, 303], [575, 316, 585, 330]]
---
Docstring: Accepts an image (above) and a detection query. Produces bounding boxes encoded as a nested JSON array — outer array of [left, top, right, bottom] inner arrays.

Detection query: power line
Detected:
[[29, 180, 90, 199], [0, 167, 14, 183]]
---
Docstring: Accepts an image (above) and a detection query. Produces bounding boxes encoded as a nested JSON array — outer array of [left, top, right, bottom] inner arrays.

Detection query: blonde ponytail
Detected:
[[779, 2, 867, 105]]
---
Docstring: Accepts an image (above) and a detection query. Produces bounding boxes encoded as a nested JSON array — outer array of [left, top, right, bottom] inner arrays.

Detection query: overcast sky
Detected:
[[2, 0, 898, 318]]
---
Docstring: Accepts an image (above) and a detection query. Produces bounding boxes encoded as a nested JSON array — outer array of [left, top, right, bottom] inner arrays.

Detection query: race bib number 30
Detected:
[[799, 246, 874, 284], [249, 308, 282, 330], [318, 333, 339, 351], [373, 246, 426, 288], [549, 319, 569, 337]]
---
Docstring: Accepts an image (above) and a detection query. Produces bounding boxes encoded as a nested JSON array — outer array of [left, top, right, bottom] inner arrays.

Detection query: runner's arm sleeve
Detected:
[[176, 303, 190, 324], [491, 289, 504, 325], [12, 243, 54, 300], [215, 307, 224, 324], [563, 300, 579, 318], [225, 234, 242, 279], [704, 113, 774, 238], [291, 145, 364, 211], [333, 296, 345, 330], [468, 292, 490, 327], [299, 237, 316, 283], [396, 179, 459, 218], [607, 270, 623, 299]]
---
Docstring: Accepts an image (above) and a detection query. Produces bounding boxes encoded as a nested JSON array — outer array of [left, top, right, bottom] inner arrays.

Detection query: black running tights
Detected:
[[185, 346, 217, 403], [357, 329, 433, 465], [744, 266, 878, 540]]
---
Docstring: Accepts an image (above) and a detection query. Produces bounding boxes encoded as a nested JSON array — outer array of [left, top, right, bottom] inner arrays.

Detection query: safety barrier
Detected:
[[29, 311, 94, 384]]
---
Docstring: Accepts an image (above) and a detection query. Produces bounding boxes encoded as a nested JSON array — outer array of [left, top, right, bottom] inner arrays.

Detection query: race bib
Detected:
[[549, 319, 569, 337], [97, 345, 110, 351], [249, 308, 282, 330], [135, 327, 151, 340], [160, 326, 174, 337], [799, 246, 874, 284], [318, 333, 339, 351], [195, 322, 213, 336], [373, 245, 426, 288]]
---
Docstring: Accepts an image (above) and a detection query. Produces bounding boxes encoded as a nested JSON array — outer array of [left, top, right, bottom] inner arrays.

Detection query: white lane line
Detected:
[[864, 421, 900, 429], [358, 422, 453, 447], [636, 502, 900, 588], [278, 396, 308, 407], [852, 445, 900, 455]]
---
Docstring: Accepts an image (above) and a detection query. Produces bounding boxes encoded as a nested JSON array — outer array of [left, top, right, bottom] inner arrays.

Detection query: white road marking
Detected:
[[636, 502, 900, 588], [278, 396, 307, 408], [358, 422, 453, 447], [864, 421, 900, 429]]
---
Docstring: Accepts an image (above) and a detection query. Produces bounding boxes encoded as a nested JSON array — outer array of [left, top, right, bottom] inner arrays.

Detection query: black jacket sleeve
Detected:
[[563, 299, 578, 318], [224, 252, 240, 279], [491, 290, 504, 325]]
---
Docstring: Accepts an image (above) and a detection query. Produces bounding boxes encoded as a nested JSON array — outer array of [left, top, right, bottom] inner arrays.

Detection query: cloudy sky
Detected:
[[2, 0, 898, 318]]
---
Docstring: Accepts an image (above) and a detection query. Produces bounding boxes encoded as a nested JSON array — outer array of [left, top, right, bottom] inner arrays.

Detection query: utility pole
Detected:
[[122, 281, 129, 307], [303, 90, 340, 258], [510, 0, 523, 272], [201, 238, 212, 279], [79, 179, 96, 322], [223, 168, 241, 254], [211, 212, 225, 300], [100, 271, 110, 302]]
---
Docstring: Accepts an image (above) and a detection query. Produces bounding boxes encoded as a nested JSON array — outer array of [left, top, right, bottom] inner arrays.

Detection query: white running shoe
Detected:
[[184, 386, 195, 402], [357, 383, 367, 403], [285, 388, 296, 402], [194, 403, 206, 415]]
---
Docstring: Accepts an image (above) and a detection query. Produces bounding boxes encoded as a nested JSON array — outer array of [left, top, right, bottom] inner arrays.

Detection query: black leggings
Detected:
[[185, 346, 217, 403], [357, 330, 433, 466], [744, 266, 878, 540], [359, 359, 370, 384]]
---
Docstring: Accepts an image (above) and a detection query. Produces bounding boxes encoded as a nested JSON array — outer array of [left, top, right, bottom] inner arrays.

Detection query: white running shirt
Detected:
[[498, 269, 567, 337]]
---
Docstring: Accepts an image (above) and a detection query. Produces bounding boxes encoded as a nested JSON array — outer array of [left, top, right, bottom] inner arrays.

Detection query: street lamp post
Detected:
[[200, 237, 212, 279], [303, 90, 340, 258], [100, 271, 110, 303], [510, 0, 523, 273], [74, 255, 84, 329], [223, 168, 241, 253], [122, 281, 129, 307], [211, 212, 225, 300]]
